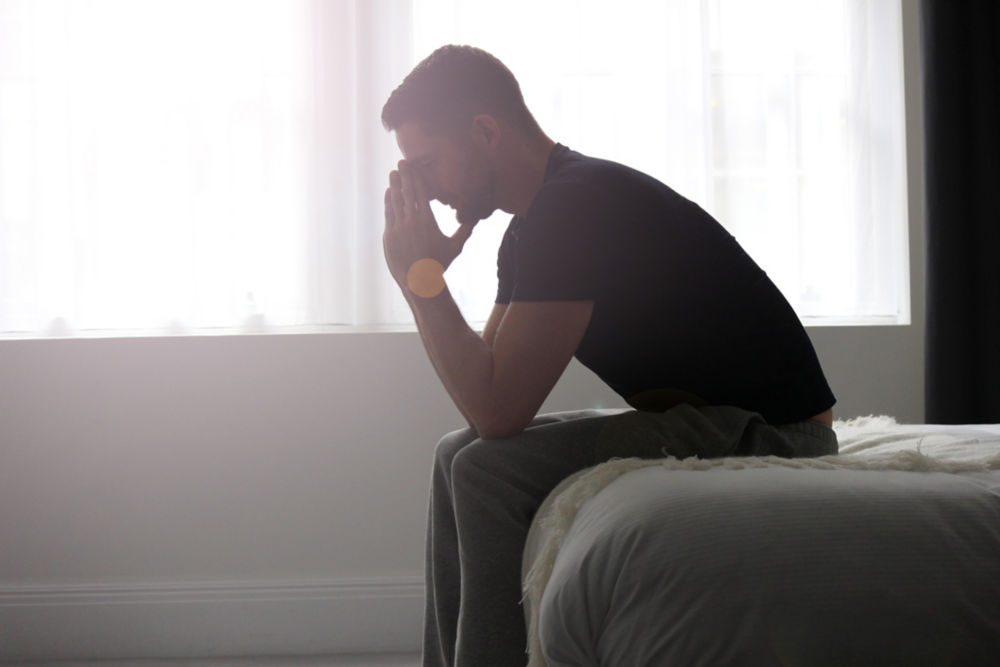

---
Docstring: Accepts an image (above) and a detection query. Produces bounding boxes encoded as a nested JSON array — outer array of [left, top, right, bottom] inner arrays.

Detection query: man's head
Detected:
[[381, 45, 540, 137], [382, 46, 548, 225]]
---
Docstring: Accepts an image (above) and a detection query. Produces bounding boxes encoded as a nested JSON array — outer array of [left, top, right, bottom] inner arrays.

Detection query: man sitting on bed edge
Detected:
[[380, 44, 837, 667]]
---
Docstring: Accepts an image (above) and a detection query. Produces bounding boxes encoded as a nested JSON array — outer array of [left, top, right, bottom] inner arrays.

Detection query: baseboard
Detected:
[[0, 577, 423, 661]]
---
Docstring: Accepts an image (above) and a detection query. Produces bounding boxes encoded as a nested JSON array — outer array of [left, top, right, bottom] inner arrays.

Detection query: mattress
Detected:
[[522, 417, 1000, 666]]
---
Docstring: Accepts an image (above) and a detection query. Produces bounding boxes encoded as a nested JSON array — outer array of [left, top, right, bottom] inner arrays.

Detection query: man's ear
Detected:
[[470, 114, 501, 150]]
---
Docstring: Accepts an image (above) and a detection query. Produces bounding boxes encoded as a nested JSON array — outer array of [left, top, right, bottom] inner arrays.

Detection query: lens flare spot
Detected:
[[407, 258, 446, 299]]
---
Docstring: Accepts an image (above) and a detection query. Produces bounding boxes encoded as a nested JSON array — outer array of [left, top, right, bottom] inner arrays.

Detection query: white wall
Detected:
[[0, 334, 625, 659], [0, 1, 925, 660]]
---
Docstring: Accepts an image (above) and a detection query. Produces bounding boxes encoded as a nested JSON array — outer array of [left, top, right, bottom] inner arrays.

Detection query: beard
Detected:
[[455, 195, 494, 225], [453, 147, 497, 225]]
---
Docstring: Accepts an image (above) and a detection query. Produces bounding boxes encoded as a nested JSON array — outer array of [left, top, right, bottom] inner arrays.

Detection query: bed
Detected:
[[522, 416, 1000, 666]]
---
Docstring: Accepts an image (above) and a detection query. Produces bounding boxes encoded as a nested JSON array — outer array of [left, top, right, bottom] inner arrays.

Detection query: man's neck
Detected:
[[497, 133, 557, 217]]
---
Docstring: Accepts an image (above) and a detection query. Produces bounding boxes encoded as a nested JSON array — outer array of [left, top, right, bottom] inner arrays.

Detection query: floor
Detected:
[[0, 655, 420, 667]]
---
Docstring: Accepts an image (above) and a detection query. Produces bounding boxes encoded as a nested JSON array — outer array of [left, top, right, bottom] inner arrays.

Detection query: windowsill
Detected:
[[0, 323, 425, 342], [800, 314, 911, 328], [0, 314, 910, 342]]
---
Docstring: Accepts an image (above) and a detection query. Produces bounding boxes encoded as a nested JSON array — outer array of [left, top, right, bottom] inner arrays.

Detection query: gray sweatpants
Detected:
[[422, 404, 838, 666]]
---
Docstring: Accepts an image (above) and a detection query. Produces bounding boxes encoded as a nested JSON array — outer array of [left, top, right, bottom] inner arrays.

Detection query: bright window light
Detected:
[[0, 0, 908, 337], [413, 0, 909, 327]]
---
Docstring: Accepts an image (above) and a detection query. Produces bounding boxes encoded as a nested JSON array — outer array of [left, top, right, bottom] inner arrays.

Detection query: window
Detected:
[[414, 0, 909, 326], [0, 0, 907, 338]]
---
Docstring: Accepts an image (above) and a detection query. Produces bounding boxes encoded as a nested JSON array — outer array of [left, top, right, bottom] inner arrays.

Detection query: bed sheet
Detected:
[[522, 417, 1000, 666]]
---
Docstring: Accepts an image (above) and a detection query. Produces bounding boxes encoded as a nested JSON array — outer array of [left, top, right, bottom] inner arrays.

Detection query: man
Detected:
[[381, 45, 836, 666]]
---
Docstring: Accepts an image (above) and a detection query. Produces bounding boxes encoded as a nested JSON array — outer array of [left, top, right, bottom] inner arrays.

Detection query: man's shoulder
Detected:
[[527, 147, 700, 240], [543, 146, 692, 210], [543, 145, 642, 190]]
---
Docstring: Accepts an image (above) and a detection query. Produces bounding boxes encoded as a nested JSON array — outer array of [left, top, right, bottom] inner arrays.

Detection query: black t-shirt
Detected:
[[496, 144, 835, 425]]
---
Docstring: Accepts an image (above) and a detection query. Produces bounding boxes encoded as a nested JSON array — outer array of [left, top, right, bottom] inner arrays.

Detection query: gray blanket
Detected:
[[523, 418, 1000, 666]]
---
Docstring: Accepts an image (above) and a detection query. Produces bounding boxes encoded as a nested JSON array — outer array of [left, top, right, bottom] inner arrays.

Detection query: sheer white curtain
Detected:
[[0, 0, 906, 338], [0, 0, 411, 336]]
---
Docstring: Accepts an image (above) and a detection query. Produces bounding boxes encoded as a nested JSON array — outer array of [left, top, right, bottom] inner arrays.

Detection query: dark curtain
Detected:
[[921, 0, 1000, 424]]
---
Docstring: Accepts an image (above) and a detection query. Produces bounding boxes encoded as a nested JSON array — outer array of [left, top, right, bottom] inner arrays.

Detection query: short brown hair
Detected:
[[381, 45, 540, 135]]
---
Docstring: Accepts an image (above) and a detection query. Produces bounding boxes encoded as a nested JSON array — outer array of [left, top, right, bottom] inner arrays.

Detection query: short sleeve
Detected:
[[495, 219, 518, 304], [509, 185, 602, 302]]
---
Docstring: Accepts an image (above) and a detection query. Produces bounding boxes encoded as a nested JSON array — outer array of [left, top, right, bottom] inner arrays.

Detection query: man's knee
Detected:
[[449, 439, 504, 494], [449, 439, 482, 479], [434, 426, 479, 470]]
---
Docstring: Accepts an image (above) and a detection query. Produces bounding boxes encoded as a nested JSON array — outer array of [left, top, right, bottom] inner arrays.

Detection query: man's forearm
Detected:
[[381, 162, 583, 438], [406, 287, 502, 437]]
